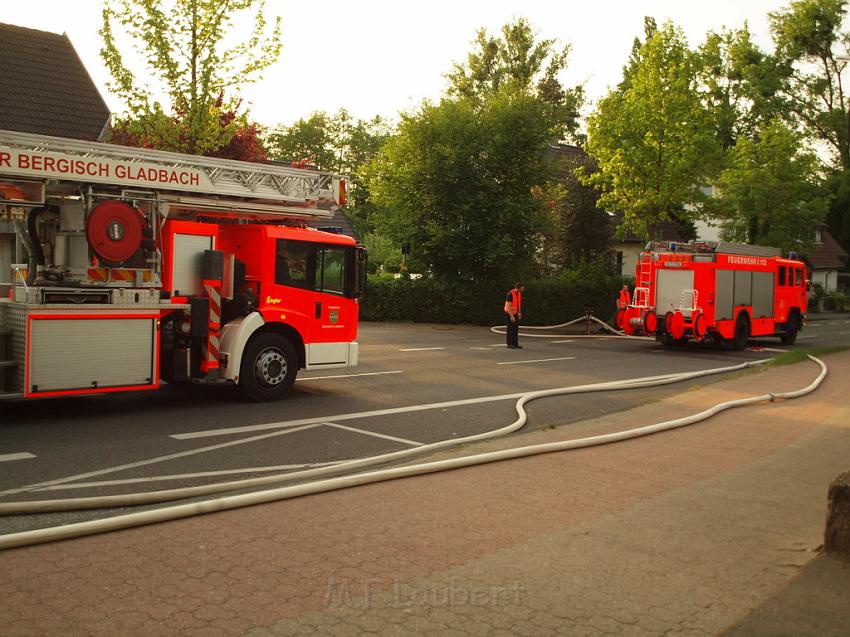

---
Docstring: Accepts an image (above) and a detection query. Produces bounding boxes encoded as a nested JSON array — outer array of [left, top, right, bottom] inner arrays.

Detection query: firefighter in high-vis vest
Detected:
[[504, 282, 524, 349], [618, 285, 631, 309]]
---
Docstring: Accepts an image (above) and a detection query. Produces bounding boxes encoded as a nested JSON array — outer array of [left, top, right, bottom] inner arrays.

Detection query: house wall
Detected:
[[615, 244, 643, 280], [812, 269, 839, 293], [694, 218, 722, 242]]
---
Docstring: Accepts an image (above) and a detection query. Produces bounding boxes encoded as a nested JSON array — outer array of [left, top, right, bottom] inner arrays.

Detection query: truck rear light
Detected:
[[334, 179, 347, 206]]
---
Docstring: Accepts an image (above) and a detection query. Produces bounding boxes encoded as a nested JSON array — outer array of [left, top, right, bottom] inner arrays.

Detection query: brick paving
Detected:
[[0, 353, 848, 636]]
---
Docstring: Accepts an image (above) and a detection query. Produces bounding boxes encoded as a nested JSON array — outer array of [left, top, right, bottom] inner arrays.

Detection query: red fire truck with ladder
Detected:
[[616, 241, 808, 350], [0, 129, 366, 401]]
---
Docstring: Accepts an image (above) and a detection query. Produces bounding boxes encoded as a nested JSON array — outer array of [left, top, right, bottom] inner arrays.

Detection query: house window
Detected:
[[616, 251, 623, 275]]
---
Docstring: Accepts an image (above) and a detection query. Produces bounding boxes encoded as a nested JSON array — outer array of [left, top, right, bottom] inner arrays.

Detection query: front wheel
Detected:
[[732, 314, 750, 351], [780, 313, 799, 345], [239, 332, 298, 402]]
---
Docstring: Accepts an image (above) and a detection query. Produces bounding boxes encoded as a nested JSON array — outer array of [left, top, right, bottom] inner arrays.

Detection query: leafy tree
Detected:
[[267, 109, 392, 236], [586, 21, 722, 240], [110, 97, 267, 161], [366, 90, 554, 282], [266, 112, 340, 170], [769, 0, 849, 168], [824, 170, 850, 250], [699, 26, 788, 150], [619, 17, 659, 90], [714, 118, 828, 251], [359, 233, 399, 274], [538, 149, 613, 272], [100, 0, 281, 155], [446, 17, 583, 141]]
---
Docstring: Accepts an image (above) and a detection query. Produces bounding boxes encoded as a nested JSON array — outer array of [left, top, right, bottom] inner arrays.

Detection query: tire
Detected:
[[657, 333, 686, 348], [239, 332, 298, 402], [780, 313, 799, 345], [732, 314, 750, 351]]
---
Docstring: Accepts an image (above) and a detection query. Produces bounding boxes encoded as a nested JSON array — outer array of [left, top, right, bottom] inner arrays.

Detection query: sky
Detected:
[[1, 0, 789, 129]]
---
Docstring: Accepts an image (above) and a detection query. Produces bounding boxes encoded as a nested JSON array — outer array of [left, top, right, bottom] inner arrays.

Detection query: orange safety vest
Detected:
[[618, 288, 631, 309], [507, 289, 522, 314]]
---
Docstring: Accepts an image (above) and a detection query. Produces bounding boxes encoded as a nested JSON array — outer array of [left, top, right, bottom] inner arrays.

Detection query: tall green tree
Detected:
[[768, 0, 850, 253], [366, 90, 555, 282], [538, 150, 612, 272], [699, 26, 788, 150], [446, 17, 583, 141], [267, 112, 340, 170], [769, 0, 849, 169], [100, 0, 282, 155], [267, 109, 392, 234], [715, 118, 828, 251], [586, 21, 722, 240]]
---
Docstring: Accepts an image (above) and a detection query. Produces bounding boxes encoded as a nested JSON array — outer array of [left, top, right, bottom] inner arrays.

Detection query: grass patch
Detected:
[[765, 346, 849, 368]]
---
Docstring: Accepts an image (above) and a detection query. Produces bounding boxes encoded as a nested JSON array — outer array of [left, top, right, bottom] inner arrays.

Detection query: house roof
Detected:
[[804, 227, 849, 270], [0, 22, 111, 141], [307, 209, 359, 242]]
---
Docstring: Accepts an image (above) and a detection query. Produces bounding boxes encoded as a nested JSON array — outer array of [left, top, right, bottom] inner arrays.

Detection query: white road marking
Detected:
[[0, 452, 36, 463], [399, 347, 446, 352], [0, 423, 323, 497], [497, 357, 576, 366], [469, 347, 491, 350], [552, 340, 574, 344], [751, 347, 787, 353], [172, 390, 535, 440], [35, 461, 344, 491], [322, 422, 423, 447], [797, 334, 818, 339], [489, 344, 509, 347], [298, 370, 403, 381]]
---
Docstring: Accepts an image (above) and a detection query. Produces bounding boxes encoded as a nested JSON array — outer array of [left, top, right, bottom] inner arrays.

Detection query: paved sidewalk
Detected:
[[1, 353, 849, 636]]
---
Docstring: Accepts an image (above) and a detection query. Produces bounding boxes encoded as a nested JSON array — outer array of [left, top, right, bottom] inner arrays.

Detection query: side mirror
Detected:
[[806, 280, 812, 291], [346, 245, 368, 298]]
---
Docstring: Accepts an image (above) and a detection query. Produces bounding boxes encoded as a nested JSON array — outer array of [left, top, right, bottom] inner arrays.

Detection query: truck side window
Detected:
[[275, 239, 315, 290], [795, 268, 803, 287], [778, 266, 786, 286], [317, 247, 347, 295]]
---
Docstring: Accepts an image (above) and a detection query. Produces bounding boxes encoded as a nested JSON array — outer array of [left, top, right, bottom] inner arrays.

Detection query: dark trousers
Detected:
[[506, 314, 520, 347]]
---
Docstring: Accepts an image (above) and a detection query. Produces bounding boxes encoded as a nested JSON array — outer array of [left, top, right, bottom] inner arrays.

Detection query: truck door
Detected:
[[272, 239, 357, 366], [310, 244, 357, 365]]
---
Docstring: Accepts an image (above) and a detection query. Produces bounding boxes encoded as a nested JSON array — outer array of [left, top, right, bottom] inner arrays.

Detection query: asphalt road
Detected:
[[0, 315, 848, 532]]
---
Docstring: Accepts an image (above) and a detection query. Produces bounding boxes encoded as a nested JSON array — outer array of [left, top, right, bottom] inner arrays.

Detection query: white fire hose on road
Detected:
[[491, 313, 647, 339], [0, 356, 828, 550]]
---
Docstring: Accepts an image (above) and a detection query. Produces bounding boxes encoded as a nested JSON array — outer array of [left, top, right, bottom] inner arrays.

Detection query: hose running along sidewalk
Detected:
[[0, 356, 827, 551]]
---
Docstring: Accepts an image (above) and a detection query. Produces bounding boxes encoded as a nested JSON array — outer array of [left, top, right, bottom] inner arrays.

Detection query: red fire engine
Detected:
[[0, 130, 366, 401], [616, 241, 808, 349]]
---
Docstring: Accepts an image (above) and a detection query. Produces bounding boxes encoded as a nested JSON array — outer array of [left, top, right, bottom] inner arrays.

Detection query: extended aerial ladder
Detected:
[[0, 128, 345, 215]]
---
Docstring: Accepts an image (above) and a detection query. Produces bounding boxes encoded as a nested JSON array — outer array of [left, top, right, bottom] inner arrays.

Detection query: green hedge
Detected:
[[360, 269, 625, 325]]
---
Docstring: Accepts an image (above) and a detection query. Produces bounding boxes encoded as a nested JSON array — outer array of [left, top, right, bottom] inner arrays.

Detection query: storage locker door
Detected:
[[29, 317, 156, 392]]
